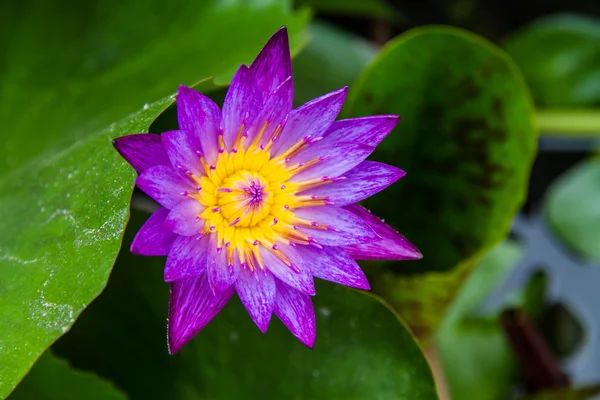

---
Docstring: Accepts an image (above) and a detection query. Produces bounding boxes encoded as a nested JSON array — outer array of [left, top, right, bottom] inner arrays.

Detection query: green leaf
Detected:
[[52, 212, 439, 400], [0, 0, 309, 175], [517, 385, 600, 400], [0, 1, 309, 396], [545, 157, 600, 260], [9, 351, 127, 400], [293, 22, 377, 106], [536, 109, 600, 136], [345, 26, 536, 275], [435, 241, 523, 400], [295, 0, 400, 20], [504, 14, 600, 108]]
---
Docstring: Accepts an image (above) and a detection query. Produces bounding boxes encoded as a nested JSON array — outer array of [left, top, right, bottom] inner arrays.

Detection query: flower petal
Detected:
[[112, 134, 170, 174], [164, 235, 209, 282], [289, 142, 374, 182], [136, 165, 194, 209], [294, 206, 379, 246], [259, 244, 315, 295], [168, 273, 234, 354], [245, 77, 293, 148], [323, 115, 400, 147], [249, 26, 292, 104], [306, 161, 405, 206], [272, 87, 347, 156], [274, 280, 316, 348], [234, 266, 276, 333], [131, 208, 177, 256], [161, 130, 203, 177], [342, 204, 422, 260], [206, 233, 240, 293], [164, 199, 205, 236], [222, 65, 262, 150], [296, 245, 370, 289], [177, 85, 221, 164]]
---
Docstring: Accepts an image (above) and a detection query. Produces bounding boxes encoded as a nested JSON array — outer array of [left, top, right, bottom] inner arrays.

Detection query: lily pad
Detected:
[[345, 26, 536, 274], [51, 212, 439, 400], [0, 0, 308, 396], [9, 351, 127, 400], [545, 158, 600, 260]]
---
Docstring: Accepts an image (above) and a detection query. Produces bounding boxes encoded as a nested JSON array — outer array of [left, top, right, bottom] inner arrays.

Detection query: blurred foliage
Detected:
[[517, 385, 600, 400], [0, 0, 308, 396], [294, 0, 400, 20], [293, 21, 376, 106], [544, 157, 600, 261], [47, 212, 440, 400], [345, 26, 536, 340], [536, 110, 600, 135], [9, 351, 127, 400], [505, 14, 600, 109]]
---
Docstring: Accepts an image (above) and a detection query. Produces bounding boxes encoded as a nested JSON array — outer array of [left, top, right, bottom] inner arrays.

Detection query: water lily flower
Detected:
[[113, 27, 421, 354]]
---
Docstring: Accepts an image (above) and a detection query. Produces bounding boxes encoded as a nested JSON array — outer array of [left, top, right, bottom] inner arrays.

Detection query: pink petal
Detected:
[[272, 87, 347, 156], [342, 204, 422, 260], [249, 27, 292, 104], [206, 234, 240, 293], [297, 245, 370, 289], [168, 273, 234, 354], [136, 165, 194, 209], [274, 280, 316, 348], [294, 206, 379, 246], [164, 235, 209, 282], [306, 161, 405, 206], [131, 208, 177, 256], [222, 65, 262, 150], [234, 266, 276, 333], [259, 244, 315, 295], [289, 142, 374, 182], [176, 86, 221, 165], [161, 130, 203, 177], [113, 134, 170, 174], [245, 77, 293, 148], [164, 200, 205, 236], [323, 115, 400, 147]]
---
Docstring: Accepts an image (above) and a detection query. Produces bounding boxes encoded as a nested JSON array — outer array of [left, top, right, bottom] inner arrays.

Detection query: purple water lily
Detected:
[[113, 27, 421, 354]]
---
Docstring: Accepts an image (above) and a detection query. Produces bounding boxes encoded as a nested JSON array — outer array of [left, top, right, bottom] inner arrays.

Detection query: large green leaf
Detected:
[[545, 158, 600, 260], [52, 212, 440, 400], [9, 351, 127, 400], [344, 26, 536, 338], [0, 1, 308, 396], [345, 26, 536, 274], [504, 14, 600, 108], [0, 0, 309, 174]]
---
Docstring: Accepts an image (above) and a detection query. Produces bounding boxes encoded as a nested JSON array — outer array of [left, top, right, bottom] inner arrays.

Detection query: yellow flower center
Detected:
[[184, 125, 334, 270]]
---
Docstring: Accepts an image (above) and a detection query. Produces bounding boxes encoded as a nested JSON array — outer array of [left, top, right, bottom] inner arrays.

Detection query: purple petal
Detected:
[[177, 86, 221, 164], [164, 200, 205, 236], [323, 115, 400, 147], [161, 130, 203, 177], [342, 204, 422, 260], [131, 208, 177, 256], [272, 87, 347, 156], [290, 142, 374, 182], [245, 77, 293, 148], [206, 234, 240, 293], [222, 65, 262, 150], [306, 161, 405, 206], [113, 134, 170, 174], [274, 280, 316, 348], [249, 27, 292, 104], [296, 245, 370, 289], [234, 266, 276, 333], [294, 206, 379, 246], [136, 165, 194, 209], [168, 273, 234, 354], [259, 244, 315, 295], [164, 235, 209, 282]]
